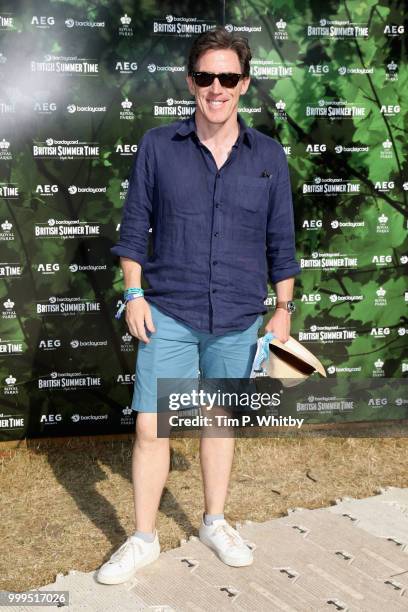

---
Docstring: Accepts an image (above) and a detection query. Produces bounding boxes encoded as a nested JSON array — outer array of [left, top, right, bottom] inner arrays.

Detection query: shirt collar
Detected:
[[175, 111, 253, 148]]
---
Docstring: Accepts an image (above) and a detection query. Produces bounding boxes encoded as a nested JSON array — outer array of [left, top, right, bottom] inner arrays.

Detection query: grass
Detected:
[[1, 433, 408, 592]]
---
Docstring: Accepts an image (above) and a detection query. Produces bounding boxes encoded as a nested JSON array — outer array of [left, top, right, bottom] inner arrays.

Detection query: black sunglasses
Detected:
[[191, 71, 243, 88]]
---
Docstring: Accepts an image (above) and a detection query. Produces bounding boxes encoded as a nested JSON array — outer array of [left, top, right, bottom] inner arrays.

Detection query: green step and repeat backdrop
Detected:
[[0, 0, 406, 440]]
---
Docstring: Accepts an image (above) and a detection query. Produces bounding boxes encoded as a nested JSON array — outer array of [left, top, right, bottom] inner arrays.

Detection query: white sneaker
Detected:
[[199, 517, 253, 567], [96, 531, 160, 585]]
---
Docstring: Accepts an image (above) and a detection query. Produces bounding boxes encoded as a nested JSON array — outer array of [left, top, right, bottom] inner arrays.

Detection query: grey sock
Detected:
[[203, 512, 224, 526], [133, 530, 155, 543]]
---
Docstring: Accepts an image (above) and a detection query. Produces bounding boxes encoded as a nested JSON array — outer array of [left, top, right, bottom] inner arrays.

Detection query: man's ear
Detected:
[[240, 76, 251, 95]]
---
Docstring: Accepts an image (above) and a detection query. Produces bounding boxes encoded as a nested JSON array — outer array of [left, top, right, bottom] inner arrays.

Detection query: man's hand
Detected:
[[265, 308, 291, 343], [125, 297, 156, 343]]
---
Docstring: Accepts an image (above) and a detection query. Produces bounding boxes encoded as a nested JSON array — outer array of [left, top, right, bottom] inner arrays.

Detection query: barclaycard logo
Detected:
[[327, 365, 362, 374], [329, 294, 363, 302]]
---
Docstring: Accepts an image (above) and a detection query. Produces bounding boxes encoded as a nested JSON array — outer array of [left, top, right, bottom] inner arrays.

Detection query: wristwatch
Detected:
[[276, 300, 296, 314]]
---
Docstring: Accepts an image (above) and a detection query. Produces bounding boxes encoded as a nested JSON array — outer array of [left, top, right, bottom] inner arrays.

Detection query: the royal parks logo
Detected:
[[4, 374, 18, 395], [273, 18, 288, 40], [119, 13, 133, 37], [2, 297, 17, 319], [0, 138, 11, 160], [0, 219, 14, 241], [120, 97, 135, 121]]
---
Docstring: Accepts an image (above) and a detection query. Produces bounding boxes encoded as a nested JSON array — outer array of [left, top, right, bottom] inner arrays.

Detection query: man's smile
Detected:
[[206, 98, 228, 109]]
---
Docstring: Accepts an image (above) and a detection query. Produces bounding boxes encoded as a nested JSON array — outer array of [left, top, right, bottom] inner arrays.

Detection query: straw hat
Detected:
[[266, 336, 327, 387]]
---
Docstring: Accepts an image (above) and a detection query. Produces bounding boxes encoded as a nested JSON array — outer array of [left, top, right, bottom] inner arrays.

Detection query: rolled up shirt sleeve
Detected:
[[266, 145, 301, 284], [110, 131, 155, 267]]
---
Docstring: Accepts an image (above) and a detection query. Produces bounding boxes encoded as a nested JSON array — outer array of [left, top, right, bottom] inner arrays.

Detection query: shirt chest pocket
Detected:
[[221, 176, 271, 240], [223, 175, 270, 215], [236, 176, 271, 212]]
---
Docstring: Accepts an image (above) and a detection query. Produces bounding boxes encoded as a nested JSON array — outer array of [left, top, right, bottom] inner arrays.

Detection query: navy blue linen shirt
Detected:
[[111, 112, 301, 335]]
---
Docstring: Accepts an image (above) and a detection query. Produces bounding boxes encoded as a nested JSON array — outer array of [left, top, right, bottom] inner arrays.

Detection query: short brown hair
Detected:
[[187, 26, 252, 77]]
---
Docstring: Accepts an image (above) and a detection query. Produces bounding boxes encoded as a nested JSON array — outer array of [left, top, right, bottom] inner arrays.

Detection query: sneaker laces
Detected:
[[214, 522, 245, 549], [108, 537, 144, 564]]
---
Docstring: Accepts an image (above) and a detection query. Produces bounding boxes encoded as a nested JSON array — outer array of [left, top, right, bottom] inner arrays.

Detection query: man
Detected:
[[97, 26, 300, 585]]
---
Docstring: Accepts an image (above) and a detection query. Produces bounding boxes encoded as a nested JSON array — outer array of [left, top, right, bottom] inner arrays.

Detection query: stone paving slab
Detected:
[[3, 487, 408, 611]]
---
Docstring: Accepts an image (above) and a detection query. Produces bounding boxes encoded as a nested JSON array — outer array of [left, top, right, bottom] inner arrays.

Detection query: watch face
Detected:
[[287, 301, 296, 313]]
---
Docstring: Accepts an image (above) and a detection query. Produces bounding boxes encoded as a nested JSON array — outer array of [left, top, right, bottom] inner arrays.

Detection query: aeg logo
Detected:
[[39, 339, 61, 349], [31, 16, 55, 27], [35, 184, 58, 195], [370, 328, 390, 337], [384, 24, 404, 35], [302, 219, 322, 229], [40, 413, 62, 423], [306, 144, 326, 154], [372, 255, 392, 265], [368, 398, 387, 406], [301, 294, 321, 304], [37, 263, 60, 274], [308, 64, 330, 74]]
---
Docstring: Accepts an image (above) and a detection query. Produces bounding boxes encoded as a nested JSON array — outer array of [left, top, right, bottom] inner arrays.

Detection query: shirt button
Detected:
[[212, 289, 217, 293], [213, 232, 219, 237], [212, 261, 218, 265], [215, 203, 220, 208], [216, 172, 220, 178]]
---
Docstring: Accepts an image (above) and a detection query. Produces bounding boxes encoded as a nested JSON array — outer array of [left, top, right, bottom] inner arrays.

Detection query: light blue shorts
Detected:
[[131, 302, 264, 413]]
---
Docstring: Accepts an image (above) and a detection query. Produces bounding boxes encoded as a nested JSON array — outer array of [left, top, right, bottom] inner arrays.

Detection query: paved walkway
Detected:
[[5, 487, 408, 611]]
